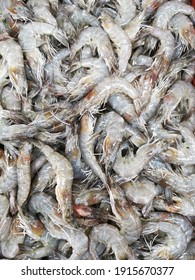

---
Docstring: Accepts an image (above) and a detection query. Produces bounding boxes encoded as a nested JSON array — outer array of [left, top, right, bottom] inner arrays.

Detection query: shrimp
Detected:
[[17, 141, 32, 206], [124, 11, 145, 41], [56, 4, 76, 40], [113, 141, 164, 182], [142, 221, 187, 259], [70, 27, 115, 71], [147, 212, 193, 244], [40, 215, 89, 260], [0, 156, 17, 194], [0, 195, 10, 230], [1, 0, 33, 21], [28, 192, 64, 225], [121, 178, 159, 206], [169, 13, 195, 49], [1, 86, 22, 112], [108, 93, 138, 124], [69, 58, 109, 101], [95, 111, 125, 168], [74, 188, 109, 206], [0, 33, 27, 96], [153, 195, 195, 216], [31, 162, 55, 194], [124, 124, 148, 147], [65, 4, 100, 31], [30, 154, 46, 178], [27, 0, 57, 26], [114, 0, 136, 26], [110, 184, 142, 244], [18, 22, 68, 84], [1, 215, 25, 259], [144, 165, 195, 196], [90, 224, 135, 260], [0, 119, 37, 141], [101, 12, 132, 73], [33, 141, 73, 223], [79, 112, 107, 185], [75, 76, 140, 116], [153, 1, 194, 30], [143, 26, 175, 77]]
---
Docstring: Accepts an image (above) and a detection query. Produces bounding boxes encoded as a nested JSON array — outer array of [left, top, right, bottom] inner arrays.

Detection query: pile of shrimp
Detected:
[[0, 0, 195, 260]]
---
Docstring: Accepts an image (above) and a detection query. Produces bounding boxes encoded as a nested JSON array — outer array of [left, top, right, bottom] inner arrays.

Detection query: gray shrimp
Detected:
[[90, 224, 135, 260]]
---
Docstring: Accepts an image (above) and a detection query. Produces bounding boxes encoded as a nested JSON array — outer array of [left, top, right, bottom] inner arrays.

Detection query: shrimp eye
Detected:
[[121, 148, 129, 157]]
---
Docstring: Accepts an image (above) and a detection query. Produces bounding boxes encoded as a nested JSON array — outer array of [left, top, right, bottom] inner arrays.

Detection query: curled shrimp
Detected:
[[40, 215, 89, 260], [0, 32, 27, 96], [75, 76, 140, 115], [113, 141, 164, 182], [17, 141, 32, 206], [18, 22, 68, 84], [70, 27, 116, 71], [33, 141, 73, 223], [142, 221, 187, 259], [28, 192, 64, 225], [69, 58, 109, 101], [90, 224, 135, 260], [169, 13, 195, 49], [101, 12, 132, 73]]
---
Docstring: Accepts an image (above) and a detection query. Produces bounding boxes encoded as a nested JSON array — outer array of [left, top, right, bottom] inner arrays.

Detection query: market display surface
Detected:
[[0, 0, 195, 260]]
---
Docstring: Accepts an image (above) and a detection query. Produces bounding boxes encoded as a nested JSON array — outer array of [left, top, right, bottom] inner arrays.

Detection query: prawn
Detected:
[[0, 32, 27, 96], [90, 224, 135, 260], [33, 141, 73, 223], [18, 22, 68, 84], [70, 27, 115, 71], [114, 0, 136, 27], [1, 86, 22, 112], [142, 221, 187, 259], [101, 12, 132, 73], [17, 141, 32, 206]]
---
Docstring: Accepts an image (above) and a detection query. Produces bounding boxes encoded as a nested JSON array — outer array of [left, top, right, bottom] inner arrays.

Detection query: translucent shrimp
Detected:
[[147, 212, 193, 244], [17, 141, 32, 206], [169, 13, 195, 49], [40, 215, 89, 260], [121, 178, 158, 206], [142, 221, 187, 259], [64, 4, 100, 31], [30, 154, 46, 178], [113, 141, 164, 182], [33, 141, 73, 222], [143, 26, 175, 76], [28, 192, 64, 225], [31, 162, 55, 194], [153, 1, 194, 30], [76, 76, 140, 116], [110, 184, 142, 244], [0, 156, 17, 194], [27, 0, 57, 26], [56, 4, 76, 40], [153, 195, 195, 216], [90, 224, 135, 260], [79, 112, 107, 185], [95, 111, 125, 168], [70, 27, 116, 71], [1, 215, 25, 259], [0, 195, 10, 230], [160, 81, 195, 121], [101, 12, 132, 73], [69, 58, 109, 101], [0, 33, 27, 96], [108, 93, 138, 124], [74, 188, 109, 206], [124, 11, 145, 41], [1, 0, 33, 21], [114, 0, 136, 27], [1, 86, 22, 112], [18, 22, 68, 84]]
